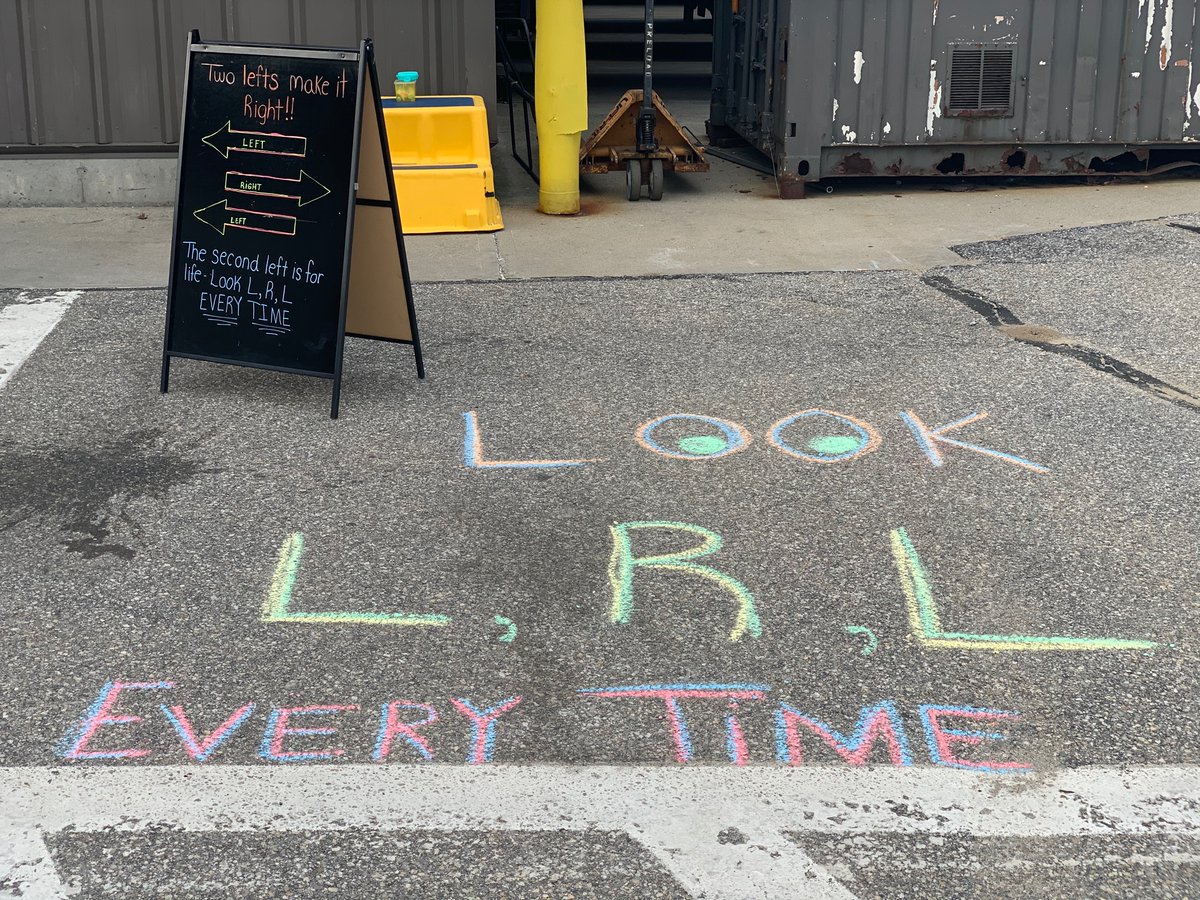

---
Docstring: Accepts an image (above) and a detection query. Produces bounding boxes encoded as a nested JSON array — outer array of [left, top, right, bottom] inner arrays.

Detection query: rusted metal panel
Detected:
[[1, 0, 496, 152], [712, 0, 1200, 186]]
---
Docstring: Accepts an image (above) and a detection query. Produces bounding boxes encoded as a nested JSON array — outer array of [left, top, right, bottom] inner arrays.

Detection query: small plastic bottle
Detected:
[[394, 71, 418, 102]]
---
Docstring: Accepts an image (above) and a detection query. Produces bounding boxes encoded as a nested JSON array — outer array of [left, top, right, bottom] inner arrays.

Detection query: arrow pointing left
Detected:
[[194, 200, 298, 237], [202, 121, 307, 159]]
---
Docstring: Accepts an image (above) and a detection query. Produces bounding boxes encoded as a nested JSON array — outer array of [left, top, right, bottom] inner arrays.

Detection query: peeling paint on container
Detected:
[[1160, 0, 1175, 69], [853, 51, 866, 84], [926, 60, 942, 136]]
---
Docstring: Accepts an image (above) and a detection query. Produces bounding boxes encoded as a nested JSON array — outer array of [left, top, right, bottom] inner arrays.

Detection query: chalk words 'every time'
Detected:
[[57, 681, 1029, 772]]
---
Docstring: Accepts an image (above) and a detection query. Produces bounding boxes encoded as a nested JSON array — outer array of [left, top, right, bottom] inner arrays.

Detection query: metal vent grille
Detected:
[[947, 44, 1015, 116]]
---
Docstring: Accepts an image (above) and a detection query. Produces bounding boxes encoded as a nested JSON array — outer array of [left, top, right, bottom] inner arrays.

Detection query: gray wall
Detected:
[[0, 0, 497, 153]]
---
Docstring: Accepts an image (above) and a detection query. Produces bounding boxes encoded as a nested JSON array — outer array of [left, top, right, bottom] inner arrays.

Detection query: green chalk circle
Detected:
[[677, 435, 729, 456], [808, 435, 862, 456]]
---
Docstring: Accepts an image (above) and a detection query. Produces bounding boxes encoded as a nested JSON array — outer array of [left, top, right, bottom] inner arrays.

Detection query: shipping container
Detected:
[[709, 0, 1200, 195]]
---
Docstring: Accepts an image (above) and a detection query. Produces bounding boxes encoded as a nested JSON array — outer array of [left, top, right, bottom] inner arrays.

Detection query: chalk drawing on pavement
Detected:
[[162, 702, 256, 762], [57, 680, 174, 760], [844, 624, 879, 656], [608, 521, 763, 641], [636, 414, 752, 461], [768, 409, 882, 463], [259, 705, 360, 763], [373, 701, 439, 762], [580, 683, 769, 764], [890, 527, 1159, 651], [54, 679, 1031, 770], [451, 696, 523, 764], [494, 615, 518, 643], [463, 411, 600, 469], [262, 532, 451, 627], [919, 705, 1032, 772], [775, 701, 914, 766], [899, 410, 1049, 473], [458, 406, 1049, 472]]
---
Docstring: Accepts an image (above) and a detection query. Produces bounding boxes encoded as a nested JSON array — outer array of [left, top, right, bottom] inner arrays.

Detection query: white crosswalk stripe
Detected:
[[3, 764, 1200, 899], [0, 291, 81, 391]]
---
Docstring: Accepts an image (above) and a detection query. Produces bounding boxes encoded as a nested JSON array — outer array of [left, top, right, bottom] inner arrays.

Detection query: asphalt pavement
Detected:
[[2, 215, 1200, 897]]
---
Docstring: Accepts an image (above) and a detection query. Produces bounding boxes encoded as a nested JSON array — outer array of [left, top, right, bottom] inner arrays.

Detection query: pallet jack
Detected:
[[579, 0, 709, 200]]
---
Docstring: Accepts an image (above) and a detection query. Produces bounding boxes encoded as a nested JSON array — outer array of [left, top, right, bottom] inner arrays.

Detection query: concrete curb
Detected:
[[0, 158, 177, 207]]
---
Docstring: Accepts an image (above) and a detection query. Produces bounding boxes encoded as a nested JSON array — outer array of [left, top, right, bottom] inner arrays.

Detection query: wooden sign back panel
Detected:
[[345, 62, 418, 347]]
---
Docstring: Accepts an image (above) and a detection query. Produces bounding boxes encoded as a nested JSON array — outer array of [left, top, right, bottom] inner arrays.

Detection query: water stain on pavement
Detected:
[[0, 430, 210, 560]]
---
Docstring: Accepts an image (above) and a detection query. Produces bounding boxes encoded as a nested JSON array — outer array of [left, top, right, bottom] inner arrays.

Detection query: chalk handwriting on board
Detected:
[[195, 126, 332, 240], [201, 122, 307, 158], [890, 527, 1159, 652], [262, 532, 450, 627], [166, 44, 359, 378], [223, 170, 330, 207]]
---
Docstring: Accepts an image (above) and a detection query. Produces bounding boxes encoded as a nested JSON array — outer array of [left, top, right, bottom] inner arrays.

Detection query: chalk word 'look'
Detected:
[[56, 681, 1028, 773], [463, 408, 1049, 473]]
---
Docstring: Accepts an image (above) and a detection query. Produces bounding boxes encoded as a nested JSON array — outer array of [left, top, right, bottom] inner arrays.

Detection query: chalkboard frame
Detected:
[[160, 32, 423, 418]]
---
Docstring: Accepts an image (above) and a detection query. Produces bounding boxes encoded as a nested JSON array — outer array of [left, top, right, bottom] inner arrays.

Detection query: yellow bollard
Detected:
[[535, 0, 588, 215]]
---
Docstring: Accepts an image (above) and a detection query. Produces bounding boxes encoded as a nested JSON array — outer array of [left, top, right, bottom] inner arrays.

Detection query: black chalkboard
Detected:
[[161, 33, 422, 418]]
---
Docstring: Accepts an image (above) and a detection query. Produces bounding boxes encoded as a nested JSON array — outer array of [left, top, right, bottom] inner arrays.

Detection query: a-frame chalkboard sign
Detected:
[[160, 32, 423, 418]]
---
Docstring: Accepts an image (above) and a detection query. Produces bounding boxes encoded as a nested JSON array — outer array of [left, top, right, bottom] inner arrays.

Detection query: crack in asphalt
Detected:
[[921, 273, 1200, 412]]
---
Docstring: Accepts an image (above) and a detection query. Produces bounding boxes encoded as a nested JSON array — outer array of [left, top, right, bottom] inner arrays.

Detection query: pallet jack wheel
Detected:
[[625, 160, 641, 201], [648, 159, 664, 201]]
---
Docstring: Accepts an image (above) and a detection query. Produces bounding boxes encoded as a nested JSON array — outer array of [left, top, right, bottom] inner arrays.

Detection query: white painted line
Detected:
[[3, 765, 1199, 900], [634, 818, 857, 900], [0, 290, 81, 391], [0, 819, 68, 900]]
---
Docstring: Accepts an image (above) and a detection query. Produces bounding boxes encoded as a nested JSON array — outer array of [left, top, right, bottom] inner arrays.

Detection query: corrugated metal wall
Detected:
[[0, 0, 496, 152], [712, 0, 1200, 184]]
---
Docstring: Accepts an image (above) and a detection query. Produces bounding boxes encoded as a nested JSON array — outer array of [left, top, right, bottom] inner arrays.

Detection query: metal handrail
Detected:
[[496, 17, 538, 183]]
